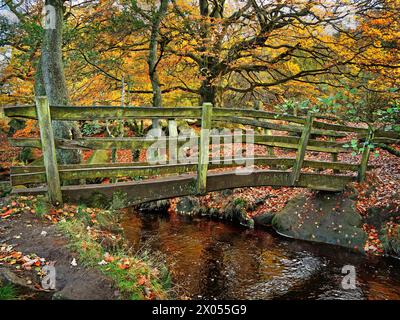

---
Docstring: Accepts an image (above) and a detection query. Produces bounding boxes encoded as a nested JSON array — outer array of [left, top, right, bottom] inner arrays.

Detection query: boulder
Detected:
[[253, 212, 276, 227], [176, 196, 201, 216], [223, 199, 254, 229], [139, 200, 170, 214], [380, 224, 400, 258], [272, 192, 367, 252]]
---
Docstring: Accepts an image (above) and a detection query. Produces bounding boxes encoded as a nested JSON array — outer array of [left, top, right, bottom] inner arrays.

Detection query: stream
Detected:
[[122, 210, 400, 300]]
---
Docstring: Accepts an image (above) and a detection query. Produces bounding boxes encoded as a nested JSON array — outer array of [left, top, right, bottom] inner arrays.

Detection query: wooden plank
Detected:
[[12, 170, 354, 204], [4, 105, 202, 120], [168, 120, 178, 163], [213, 108, 306, 124], [36, 97, 62, 206], [197, 103, 213, 194], [10, 157, 362, 186], [371, 137, 400, 145], [5, 105, 399, 139], [313, 121, 367, 133], [358, 129, 373, 182], [214, 116, 345, 137], [3, 106, 36, 119], [9, 134, 349, 154], [291, 114, 313, 185], [329, 136, 339, 174]]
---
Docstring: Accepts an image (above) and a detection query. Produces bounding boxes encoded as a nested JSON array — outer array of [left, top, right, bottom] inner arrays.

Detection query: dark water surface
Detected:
[[122, 210, 400, 300]]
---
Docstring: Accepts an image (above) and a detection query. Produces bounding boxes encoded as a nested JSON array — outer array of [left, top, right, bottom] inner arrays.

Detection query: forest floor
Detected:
[[0, 194, 170, 300], [1, 209, 116, 300]]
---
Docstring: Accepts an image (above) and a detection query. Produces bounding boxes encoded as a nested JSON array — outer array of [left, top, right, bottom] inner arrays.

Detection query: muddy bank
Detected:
[[0, 211, 117, 300]]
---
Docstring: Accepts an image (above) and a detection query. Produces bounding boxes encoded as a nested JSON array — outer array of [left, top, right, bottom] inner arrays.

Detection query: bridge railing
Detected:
[[4, 96, 397, 205]]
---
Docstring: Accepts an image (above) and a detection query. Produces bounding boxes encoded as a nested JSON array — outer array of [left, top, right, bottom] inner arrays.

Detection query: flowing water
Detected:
[[122, 210, 400, 300]]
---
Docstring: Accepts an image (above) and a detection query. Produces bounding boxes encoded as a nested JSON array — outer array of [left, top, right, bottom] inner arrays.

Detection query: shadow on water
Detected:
[[121, 209, 400, 300]]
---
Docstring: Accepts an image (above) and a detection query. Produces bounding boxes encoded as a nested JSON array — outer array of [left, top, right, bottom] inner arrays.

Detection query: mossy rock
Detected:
[[380, 225, 400, 258], [223, 198, 254, 229], [139, 200, 170, 214], [253, 212, 276, 227], [176, 196, 200, 215], [272, 193, 367, 253]]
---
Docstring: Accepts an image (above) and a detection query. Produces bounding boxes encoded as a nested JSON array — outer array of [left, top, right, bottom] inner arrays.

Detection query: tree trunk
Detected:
[[36, 0, 81, 165], [197, 0, 224, 106], [199, 79, 216, 105], [148, 0, 169, 130]]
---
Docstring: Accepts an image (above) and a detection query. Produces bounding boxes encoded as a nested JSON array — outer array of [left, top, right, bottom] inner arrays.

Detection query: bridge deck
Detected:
[[12, 170, 354, 206]]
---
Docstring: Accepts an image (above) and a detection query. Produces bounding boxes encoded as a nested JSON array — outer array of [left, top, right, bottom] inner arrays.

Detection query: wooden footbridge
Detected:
[[4, 97, 397, 206]]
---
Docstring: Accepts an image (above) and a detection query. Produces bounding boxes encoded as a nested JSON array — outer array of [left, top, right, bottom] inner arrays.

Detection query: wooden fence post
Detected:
[[358, 128, 373, 183], [168, 120, 178, 163], [36, 96, 63, 206], [197, 102, 213, 194], [329, 136, 339, 174], [290, 114, 313, 186]]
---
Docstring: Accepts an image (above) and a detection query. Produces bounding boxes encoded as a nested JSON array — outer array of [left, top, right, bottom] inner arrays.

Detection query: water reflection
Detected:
[[121, 210, 400, 300]]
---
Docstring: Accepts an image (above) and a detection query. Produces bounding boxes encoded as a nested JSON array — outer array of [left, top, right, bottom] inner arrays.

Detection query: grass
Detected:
[[0, 282, 18, 300], [33, 196, 51, 217], [58, 208, 171, 300]]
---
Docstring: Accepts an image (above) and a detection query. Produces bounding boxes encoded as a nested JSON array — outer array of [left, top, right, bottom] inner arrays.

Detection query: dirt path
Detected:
[[0, 210, 117, 300]]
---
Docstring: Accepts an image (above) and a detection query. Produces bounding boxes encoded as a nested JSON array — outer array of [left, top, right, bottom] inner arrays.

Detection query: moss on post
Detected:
[[291, 114, 313, 186], [197, 103, 213, 194], [358, 129, 373, 183], [36, 96, 63, 206]]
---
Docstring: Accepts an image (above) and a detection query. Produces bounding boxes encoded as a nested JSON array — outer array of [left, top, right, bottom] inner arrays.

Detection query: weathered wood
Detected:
[[168, 120, 178, 163], [265, 129, 275, 157], [291, 114, 313, 185], [36, 97, 63, 205], [5, 105, 399, 139], [329, 136, 339, 174], [358, 129, 373, 182], [313, 121, 367, 134], [3, 105, 36, 119], [371, 137, 400, 145], [213, 116, 345, 137], [11, 170, 354, 204], [10, 156, 364, 186], [4, 105, 202, 120], [213, 108, 306, 124], [197, 102, 213, 194], [9, 134, 349, 154]]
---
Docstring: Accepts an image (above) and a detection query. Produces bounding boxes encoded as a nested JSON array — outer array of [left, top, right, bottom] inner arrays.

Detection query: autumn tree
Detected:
[[166, 0, 399, 106], [2, 0, 81, 164]]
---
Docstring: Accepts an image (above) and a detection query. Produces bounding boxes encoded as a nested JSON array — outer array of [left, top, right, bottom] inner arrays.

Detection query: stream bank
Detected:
[[0, 195, 170, 300], [153, 182, 399, 259]]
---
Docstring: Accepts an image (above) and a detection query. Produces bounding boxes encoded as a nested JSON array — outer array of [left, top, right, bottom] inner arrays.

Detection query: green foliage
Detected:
[[374, 99, 400, 132], [0, 182, 12, 198], [33, 196, 51, 217], [110, 191, 128, 210], [84, 192, 110, 209], [233, 197, 247, 208], [18, 147, 35, 164], [81, 121, 104, 136], [275, 99, 312, 115], [380, 225, 400, 257], [0, 282, 17, 300]]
